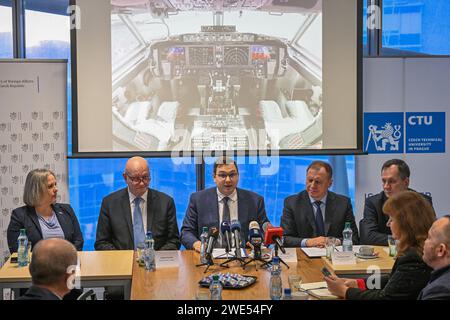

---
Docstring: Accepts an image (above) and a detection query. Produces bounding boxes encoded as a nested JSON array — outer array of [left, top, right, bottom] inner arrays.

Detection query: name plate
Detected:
[[155, 251, 180, 268], [331, 252, 356, 265]]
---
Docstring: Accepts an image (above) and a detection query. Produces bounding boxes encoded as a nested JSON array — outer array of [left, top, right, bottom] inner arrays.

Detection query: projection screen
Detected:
[[72, 0, 362, 155]]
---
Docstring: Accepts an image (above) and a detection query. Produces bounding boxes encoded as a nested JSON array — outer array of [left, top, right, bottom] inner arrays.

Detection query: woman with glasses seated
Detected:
[[7, 169, 84, 254], [324, 191, 435, 300]]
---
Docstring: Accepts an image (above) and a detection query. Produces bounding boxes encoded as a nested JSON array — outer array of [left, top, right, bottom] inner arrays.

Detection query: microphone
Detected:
[[262, 222, 286, 254], [220, 221, 232, 253], [230, 220, 242, 259], [205, 227, 219, 260], [248, 221, 262, 259]]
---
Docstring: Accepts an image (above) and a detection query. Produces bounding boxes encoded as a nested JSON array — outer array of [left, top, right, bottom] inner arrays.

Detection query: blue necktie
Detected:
[[133, 197, 145, 249], [221, 197, 230, 248], [314, 201, 325, 236]]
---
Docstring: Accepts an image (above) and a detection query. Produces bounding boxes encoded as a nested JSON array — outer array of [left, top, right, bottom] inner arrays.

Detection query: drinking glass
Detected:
[[388, 235, 397, 257], [325, 237, 336, 260], [136, 242, 145, 266], [288, 274, 303, 292]]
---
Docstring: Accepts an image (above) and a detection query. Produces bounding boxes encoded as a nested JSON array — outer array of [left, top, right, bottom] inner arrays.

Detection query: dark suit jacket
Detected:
[[95, 188, 180, 251], [280, 190, 359, 247], [359, 190, 433, 245], [180, 187, 269, 249], [346, 248, 432, 300], [418, 264, 450, 300], [18, 285, 61, 300], [7, 203, 84, 253]]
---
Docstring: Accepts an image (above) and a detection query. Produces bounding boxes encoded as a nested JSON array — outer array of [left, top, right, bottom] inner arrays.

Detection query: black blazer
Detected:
[[95, 188, 180, 251], [7, 203, 84, 253], [280, 190, 359, 247], [346, 248, 432, 300], [19, 286, 61, 300], [180, 187, 269, 249], [359, 190, 433, 245]]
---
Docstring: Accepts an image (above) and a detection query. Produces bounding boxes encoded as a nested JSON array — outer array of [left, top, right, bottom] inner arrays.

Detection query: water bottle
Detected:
[[143, 231, 156, 271], [17, 229, 29, 267], [209, 274, 222, 300], [283, 288, 293, 300], [342, 222, 353, 252], [269, 257, 282, 300], [200, 226, 209, 264]]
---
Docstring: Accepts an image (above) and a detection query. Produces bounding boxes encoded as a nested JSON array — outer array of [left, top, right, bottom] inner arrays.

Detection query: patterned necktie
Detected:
[[314, 200, 325, 236], [133, 197, 145, 249], [222, 197, 230, 222]]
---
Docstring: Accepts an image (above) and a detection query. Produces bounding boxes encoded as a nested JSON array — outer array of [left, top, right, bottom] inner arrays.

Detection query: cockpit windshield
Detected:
[[110, 0, 323, 152]]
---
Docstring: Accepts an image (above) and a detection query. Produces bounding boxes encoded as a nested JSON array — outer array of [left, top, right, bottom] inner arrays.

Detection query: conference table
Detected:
[[132, 249, 325, 300], [0, 250, 134, 300], [322, 246, 395, 277], [0, 247, 394, 300]]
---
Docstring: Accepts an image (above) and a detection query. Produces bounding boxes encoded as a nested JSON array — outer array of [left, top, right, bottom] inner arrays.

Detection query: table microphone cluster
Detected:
[[196, 221, 289, 273]]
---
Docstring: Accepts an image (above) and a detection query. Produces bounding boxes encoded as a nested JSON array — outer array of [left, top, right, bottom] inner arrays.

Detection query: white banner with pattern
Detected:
[[0, 60, 68, 266]]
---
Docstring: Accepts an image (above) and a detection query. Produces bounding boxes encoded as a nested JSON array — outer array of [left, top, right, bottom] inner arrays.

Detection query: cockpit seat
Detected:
[[259, 100, 320, 148]]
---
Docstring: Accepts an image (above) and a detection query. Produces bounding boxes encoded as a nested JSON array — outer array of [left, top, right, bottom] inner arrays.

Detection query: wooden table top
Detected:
[[322, 246, 395, 275], [0, 250, 134, 283], [131, 249, 326, 300]]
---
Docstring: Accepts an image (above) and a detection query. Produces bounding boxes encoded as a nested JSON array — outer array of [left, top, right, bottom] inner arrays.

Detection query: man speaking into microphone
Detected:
[[181, 156, 270, 252]]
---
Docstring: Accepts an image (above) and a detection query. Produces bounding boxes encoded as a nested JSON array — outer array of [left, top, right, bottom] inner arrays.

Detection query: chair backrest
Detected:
[[77, 289, 97, 300], [258, 100, 283, 120], [157, 101, 179, 122]]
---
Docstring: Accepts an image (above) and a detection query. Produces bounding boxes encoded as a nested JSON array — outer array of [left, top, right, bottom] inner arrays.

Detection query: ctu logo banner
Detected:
[[364, 112, 404, 154], [406, 112, 445, 153], [364, 112, 446, 154]]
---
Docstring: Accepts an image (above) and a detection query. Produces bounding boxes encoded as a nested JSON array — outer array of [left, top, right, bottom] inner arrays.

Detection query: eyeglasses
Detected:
[[216, 173, 238, 180], [126, 174, 150, 184]]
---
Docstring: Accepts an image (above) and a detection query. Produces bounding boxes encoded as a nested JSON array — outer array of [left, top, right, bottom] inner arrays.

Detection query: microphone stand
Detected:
[[219, 246, 247, 269], [261, 243, 290, 269], [242, 246, 267, 271], [196, 253, 229, 273]]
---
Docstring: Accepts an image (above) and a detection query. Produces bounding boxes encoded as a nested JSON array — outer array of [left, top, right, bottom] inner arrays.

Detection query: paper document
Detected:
[[277, 247, 298, 263], [301, 247, 326, 257], [300, 281, 339, 300], [301, 245, 363, 257]]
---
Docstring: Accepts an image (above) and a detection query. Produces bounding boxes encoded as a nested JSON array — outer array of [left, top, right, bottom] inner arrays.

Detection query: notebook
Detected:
[[300, 281, 339, 300]]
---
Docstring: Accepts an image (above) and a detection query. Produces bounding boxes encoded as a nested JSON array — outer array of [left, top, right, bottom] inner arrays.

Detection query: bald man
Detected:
[[95, 156, 180, 251], [419, 216, 450, 300], [20, 238, 78, 300]]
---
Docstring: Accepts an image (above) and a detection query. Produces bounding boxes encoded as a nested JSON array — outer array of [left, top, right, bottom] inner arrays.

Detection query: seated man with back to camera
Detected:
[[180, 156, 269, 252], [419, 215, 450, 300], [359, 159, 433, 245], [281, 160, 359, 247], [19, 238, 78, 300]]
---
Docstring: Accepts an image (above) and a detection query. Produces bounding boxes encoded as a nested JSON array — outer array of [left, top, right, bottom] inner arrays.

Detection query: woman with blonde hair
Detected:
[[7, 169, 83, 253], [325, 190, 435, 299]]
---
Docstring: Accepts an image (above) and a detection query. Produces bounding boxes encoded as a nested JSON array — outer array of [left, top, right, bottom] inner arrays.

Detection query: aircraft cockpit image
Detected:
[[111, 0, 323, 152]]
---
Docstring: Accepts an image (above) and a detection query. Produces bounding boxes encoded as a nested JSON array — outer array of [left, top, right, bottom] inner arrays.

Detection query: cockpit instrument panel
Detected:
[[151, 33, 287, 79]]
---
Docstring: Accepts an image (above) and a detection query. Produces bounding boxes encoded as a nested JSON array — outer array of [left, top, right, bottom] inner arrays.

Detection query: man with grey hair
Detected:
[[95, 156, 180, 251], [419, 215, 450, 300], [20, 238, 78, 300]]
